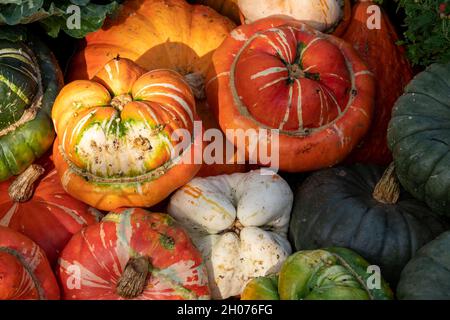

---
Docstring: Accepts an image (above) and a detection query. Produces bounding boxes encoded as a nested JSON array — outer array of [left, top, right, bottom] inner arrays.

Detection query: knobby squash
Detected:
[[289, 164, 449, 285], [206, 17, 375, 172], [241, 248, 393, 300], [0, 30, 62, 181], [0, 226, 59, 300], [57, 208, 210, 300], [343, 1, 414, 165], [67, 0, 246, 177], [168, 170, 293, 299], [388, 62, 450, 216], [0, 159, 101, 265], [52, 57, 201, 211]]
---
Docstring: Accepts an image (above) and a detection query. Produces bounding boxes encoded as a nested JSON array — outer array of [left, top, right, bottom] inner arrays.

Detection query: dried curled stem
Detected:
[[8, 164, 45, 202], [373, 163, 400, 204], [116, 256, 151, 299]]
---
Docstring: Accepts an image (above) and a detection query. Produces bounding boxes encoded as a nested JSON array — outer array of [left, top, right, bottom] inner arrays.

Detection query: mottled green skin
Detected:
[[0, 33, 62, 181], [388, 63, 450, 216], [242, 248, 394, 300], [397, 231, 450, 300]]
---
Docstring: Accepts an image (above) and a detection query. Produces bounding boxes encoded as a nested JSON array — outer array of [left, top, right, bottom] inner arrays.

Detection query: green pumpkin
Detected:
[[387, 62, 450, 215], [0, 31, 62, 181], [241, 248, 394, 300], [397, 231, 450, 300], [289, 164, 448, 285]]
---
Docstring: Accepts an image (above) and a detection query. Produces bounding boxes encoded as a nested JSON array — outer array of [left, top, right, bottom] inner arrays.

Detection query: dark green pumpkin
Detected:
[[388, 62, 450, 216], [241, 248, 394, 300], [0, 31, 62, 181], [289, 164, 449, 285], [397, 231, 450, 300]]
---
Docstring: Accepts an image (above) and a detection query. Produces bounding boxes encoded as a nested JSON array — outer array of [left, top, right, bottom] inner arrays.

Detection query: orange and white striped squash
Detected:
[[52, 57, 202, 210], [0, 162, 100, 265], [57, 208, 210, 300], [0, 226, 60, 300], [206, 17, 375, 172]]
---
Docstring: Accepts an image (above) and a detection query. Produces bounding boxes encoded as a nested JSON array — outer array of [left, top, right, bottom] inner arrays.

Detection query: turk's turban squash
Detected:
[[52, 57, 201, 211], [241, 248, 393, 300], [168, 170, 293, 299], [0, 226, 59, 300], [57, 208, 209, 300], [0, 31, 62, 181], [206, 17, 375, 172], [0, 159, 101, 265]]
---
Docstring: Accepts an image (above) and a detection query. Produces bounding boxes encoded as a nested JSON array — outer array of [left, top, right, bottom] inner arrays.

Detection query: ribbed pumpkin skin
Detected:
[[57, 208, 210, 300], [0, 226, 60, 300], [388, 63, 450, 216], [190, 0, 240, 24], [397, 231, 450, 300], [241, 248, 393, 300], [0, 34, 63, 181], [289, 165, 449, 285], [206, 17, 375, 172], [52, 58, 201, 211], [0, 165, 100, 265], [343, 1, 413, 165], [67, 0, 235, 81]]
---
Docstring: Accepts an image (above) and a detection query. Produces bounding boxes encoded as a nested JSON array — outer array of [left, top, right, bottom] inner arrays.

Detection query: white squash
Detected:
[[168, 170, 293, 299], [238, 0, 344, 31]]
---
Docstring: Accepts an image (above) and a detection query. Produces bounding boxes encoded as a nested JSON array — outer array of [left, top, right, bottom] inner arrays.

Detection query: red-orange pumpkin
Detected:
[[57, 208, 210, 300], [0, 161, 100, 265], [343, 1, 414, 165], [0, 226, 60, 300], [206, 16, 375, 172]]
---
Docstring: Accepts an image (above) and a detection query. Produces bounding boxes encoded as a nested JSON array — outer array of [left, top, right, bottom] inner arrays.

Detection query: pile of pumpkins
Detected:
[[1, 0, 450, 300]]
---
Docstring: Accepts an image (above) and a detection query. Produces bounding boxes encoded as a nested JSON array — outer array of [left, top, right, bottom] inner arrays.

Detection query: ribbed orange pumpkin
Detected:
[[0, 226, 60, 300], [343, 1, 414, 165], [189, 0, 241, 25], [67, 0, 247, 177], [206, 17, 375, 172], [52, 57, 201, 211], [0, 160, 100, 265]]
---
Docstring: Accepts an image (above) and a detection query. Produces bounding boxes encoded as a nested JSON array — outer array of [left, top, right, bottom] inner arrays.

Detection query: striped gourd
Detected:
[[0, 33, 62, 181], [206, 16, 375, 172], [0, 226, 60, 300], [52, 57, 202, 211]]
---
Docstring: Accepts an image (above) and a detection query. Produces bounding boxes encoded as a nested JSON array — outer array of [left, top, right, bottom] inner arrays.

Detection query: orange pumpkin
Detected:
[[52, 57, 201, 211], [206, 17, 375, 172], [189, 0, 241, 25], [0, 159, 100, 265], [0, 226, 60, 300], [67, 0, 247, 177], [343, 1, 414, 165]]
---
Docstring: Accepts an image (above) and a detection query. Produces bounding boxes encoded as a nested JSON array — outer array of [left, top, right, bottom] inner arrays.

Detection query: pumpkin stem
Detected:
[[8, 164, 45, 202], [184, 72, 205, 100], [372, 163, 400, 204], [111, 94, 132, 111], [116, 256, 151, 299]]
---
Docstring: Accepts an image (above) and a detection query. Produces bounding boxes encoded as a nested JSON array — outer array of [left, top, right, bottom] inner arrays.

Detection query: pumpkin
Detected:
[[167, 170, 293, 299], [57, 208, 210, 300], [0, 226, 59, 300], [289, 164, 449, 285], [52, 57, 201, 211], [0, 30, 62, 182], [388, 62, 450, 215], [189, 0, 241, 25], [397, 231, 450, 300], [241, 248, 393, 300], [206, 17, 375, 172], [67, 0, 245, 178], [237, 0, 351, 35], [0, 161, 101, 265], [343, 1, 414, 165]]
